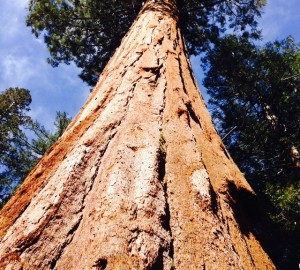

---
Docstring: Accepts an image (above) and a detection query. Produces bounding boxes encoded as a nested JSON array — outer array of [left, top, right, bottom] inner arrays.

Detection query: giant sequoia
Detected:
[[0, 0, 275, 269]]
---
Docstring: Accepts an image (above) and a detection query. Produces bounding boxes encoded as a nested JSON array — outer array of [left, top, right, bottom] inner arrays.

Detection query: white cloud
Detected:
[[0, 0, 28, 40], [259, 0, 300, 41], [16, 0, 29, 9], [1, 54, 35, 87]]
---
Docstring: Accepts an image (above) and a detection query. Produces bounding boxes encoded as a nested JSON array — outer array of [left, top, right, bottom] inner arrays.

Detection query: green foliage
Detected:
[[203, 35, 300, 269], [0, 87, 32, 140], [203, 35, 300, 184], [30, 111, 72, 156], [26, 0, 265, 86], [26, 0, 142, 85], [0, 88, 71, 208], [266, 181, 300, 230], [0, 87, 33, 204]]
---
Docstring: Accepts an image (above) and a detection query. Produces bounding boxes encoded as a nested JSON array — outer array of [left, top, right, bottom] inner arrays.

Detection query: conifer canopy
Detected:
[[26, 0, 266, 86]]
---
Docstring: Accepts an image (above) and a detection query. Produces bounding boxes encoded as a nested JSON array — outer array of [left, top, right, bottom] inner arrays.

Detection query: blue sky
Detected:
[[0, 0, 300, 131]]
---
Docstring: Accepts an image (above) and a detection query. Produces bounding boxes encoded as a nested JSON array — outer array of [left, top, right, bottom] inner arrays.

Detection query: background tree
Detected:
[[203, 35, 300, 269], [26, 0, 265, 86], [30, 111, 72, 156], [0, 88, 72, 208], [0, 88, 33, 206]]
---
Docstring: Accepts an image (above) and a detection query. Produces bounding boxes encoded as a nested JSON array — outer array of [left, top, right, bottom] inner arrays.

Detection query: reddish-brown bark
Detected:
[[0, 0, 275, 269]]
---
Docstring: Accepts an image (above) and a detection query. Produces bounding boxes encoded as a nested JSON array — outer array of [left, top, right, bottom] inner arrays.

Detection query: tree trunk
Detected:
[[0, 0, 275, 269]]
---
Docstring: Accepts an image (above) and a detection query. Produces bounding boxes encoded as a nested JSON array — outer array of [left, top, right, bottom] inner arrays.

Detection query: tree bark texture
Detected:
[[0, 0, 275, 269]]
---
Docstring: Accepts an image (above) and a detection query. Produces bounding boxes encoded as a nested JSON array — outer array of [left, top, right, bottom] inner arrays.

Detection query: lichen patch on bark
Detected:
[[191, 169, 211, 197]]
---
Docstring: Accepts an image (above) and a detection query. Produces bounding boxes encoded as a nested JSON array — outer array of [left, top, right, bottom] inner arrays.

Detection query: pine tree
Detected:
[[203, 35, 300, 269], [0, 87, 72, 207]]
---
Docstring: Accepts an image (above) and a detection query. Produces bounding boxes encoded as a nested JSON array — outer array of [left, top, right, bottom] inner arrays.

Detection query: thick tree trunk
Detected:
[[0, 0, 275, 269]]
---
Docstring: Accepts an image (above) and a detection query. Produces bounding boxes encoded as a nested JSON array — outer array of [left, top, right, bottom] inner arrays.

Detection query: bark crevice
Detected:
[[157, 140, 175, 269], [93, 258, 108, 270], [186, 102, 202, 130]]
